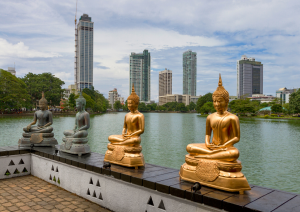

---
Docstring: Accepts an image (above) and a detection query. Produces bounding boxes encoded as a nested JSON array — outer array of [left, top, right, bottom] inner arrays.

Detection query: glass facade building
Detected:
[[237, 55, 263, 98], [75, 14, 93, 90], [129, 50, 151, 102], [183, 50, 197, 96]]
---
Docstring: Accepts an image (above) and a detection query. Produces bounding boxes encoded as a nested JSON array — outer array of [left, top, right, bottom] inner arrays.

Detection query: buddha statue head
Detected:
[[127, 84, 139, 111], [212, 74, 229, 113], [76, 92, 86, 111], [39, 92, 48, 111]]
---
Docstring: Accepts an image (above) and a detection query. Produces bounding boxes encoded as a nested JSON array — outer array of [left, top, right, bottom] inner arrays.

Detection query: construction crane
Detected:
[[74, 0, 78, 87]]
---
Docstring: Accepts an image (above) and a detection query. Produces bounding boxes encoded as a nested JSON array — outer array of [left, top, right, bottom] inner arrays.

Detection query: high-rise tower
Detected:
[[75, 14, 94, 90], [129, 50, 151, 102], [159, 68, 172, 96], [237, 55, 263, 98], [183, 50, 197, 96]]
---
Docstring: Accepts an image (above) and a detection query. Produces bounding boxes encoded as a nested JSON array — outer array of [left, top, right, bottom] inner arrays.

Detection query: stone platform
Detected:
[[1, 146, 300, 212], [0, 175, 110, 212]]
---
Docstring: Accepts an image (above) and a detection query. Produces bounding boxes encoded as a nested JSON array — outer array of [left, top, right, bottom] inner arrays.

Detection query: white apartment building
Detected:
[[159, 68, 172, 96]]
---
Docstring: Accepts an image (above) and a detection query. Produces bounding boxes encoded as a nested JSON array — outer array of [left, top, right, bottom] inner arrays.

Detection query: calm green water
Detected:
[[1, 113, 300, 194]]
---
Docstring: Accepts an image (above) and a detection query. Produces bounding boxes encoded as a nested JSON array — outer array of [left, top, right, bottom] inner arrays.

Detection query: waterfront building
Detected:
[[237, 55, 263, 98], [248, 94, 276, 103], [7, 67, 16, 75], [159, 94, 200, 106], [75, 14, 94, 90], [108, 88, 118, 108], [129, 50, 151, 102], [183, 50, 197, 96], [276, 87, 298, 104], [159, 68, 172, 97]]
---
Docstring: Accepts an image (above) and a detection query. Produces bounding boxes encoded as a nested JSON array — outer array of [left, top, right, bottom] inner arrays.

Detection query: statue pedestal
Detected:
[[179, 154, 251, 193], [59, 137, 91, 156], [18, 132, 58, 147], [104, 144, 144, 169]]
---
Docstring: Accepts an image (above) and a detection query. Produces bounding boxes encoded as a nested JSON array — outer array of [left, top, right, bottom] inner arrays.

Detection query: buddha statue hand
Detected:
[[207, 143, 227, 151], [26, 124, 32, 132]]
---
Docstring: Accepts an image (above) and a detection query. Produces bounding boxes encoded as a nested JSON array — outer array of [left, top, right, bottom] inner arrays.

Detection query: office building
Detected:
[[159, 68, 172, 96], [183, 50, 197, 96], [75, 14, 94, 90], [237, 55, 263, 98], [276, 87, 298, 104], [129, 50, 151, 102]]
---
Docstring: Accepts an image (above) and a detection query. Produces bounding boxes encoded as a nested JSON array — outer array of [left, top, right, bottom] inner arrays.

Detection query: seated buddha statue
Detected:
[[179, 74, 251, 194], [59, 92, 91, 156], [19, 92, 57, 147], [104, 84, 145, 168]]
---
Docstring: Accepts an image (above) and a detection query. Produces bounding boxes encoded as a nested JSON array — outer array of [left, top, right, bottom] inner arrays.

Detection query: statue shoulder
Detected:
[[227, 112, 239, 121]]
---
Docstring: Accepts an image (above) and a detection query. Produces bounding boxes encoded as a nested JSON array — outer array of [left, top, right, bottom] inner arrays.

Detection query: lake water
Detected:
[[1, 113, 300, 194]]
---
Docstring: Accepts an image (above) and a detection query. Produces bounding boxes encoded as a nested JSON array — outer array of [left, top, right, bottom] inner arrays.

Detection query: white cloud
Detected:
[[0, 38, 60, 58]]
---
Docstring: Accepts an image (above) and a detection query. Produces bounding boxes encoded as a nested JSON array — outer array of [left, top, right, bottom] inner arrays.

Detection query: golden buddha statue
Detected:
[[179, 74, 251, 194], [104, 84, 145, 169]]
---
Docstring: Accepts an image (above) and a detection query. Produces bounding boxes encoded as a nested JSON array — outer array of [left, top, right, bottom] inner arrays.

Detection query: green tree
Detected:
[[123, 100, 128, 111], [188, 102, 196, 111], [283, 103, 291, 114], [75, 92, 95, 110], [138, 102, 149, 112], [260, 102, 269, 108], [176, 103, 187, 112], [68, 93, 76, 108], [229, 99, 256, 114], [0, 69, 31, 110], [114, 100, 122, 110], [21, 72, 65, 105], [200, 102, 215, 114], [196, 93, 213, 113], [271, 104, 283, 113], [289, 89, 300, 114]]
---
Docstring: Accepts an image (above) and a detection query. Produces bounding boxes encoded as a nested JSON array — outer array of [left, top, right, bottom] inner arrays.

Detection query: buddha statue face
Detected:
[[39, 102, 48, 111], [213, 95, 228, 113], [127, 100, 138, 112]]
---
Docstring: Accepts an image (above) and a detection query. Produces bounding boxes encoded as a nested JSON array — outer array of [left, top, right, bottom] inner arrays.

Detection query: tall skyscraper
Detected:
[[237, 55, 263, 98], [159, 68, 172, 96], [129, 50, 151, 102], [183, 50, 197, 96], [75, 14, 94, 90]]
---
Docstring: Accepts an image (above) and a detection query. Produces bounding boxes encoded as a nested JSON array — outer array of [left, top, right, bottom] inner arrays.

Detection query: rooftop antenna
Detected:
[[74, 0, 78, 89]]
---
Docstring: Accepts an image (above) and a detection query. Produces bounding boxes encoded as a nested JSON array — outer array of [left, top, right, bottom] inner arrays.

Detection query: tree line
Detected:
[[0, 69, 108, 113], [195, 91, 300, 115]]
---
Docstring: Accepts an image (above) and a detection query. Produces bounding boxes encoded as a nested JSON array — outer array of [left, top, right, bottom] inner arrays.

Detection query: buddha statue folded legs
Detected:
[[19, 92, 57, 147], [179, 74, 251, 194], [59, 93, 91, 156], [104, 84, 145, 168]]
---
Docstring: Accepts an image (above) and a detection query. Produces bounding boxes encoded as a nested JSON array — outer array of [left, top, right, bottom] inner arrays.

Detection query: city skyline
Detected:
[[0, 1, 300, 101]]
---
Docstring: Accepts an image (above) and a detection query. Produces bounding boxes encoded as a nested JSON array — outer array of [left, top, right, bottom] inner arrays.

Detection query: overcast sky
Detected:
[[1, 0, 300, 101]]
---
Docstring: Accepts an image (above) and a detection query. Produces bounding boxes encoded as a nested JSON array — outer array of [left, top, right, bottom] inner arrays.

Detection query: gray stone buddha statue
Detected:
[[18, 92, 58, 147], [59, 92, 91, 156]]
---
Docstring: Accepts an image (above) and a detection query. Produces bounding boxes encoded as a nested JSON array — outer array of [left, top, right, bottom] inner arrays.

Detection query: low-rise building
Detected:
[[63, 84, 79, 99], [248, 94, 276, 103], [7, 67, 16, 75], [159, 94, 201, 106], [108, 88, 118, 108], [276, 87, 298, 104]]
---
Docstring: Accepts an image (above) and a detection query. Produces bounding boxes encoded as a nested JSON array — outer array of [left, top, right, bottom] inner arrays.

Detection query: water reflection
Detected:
[[0, 114, 300, 194]]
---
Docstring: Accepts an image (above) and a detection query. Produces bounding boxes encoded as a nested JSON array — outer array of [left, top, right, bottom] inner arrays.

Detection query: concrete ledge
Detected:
[[0, 145, 299, 212]]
